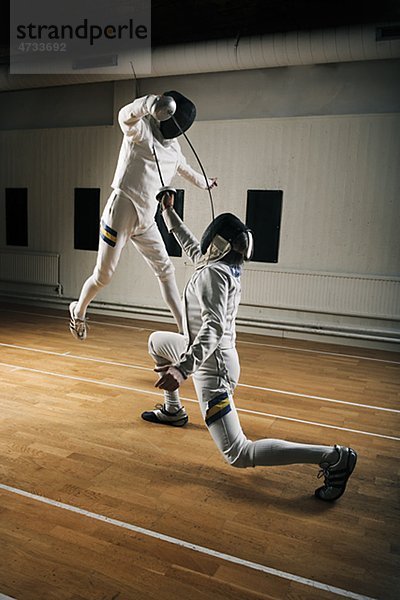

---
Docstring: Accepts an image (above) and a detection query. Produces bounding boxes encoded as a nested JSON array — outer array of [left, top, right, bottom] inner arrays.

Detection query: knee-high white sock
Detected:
[[252, 439, 338, 467], [158, 275, 183, 332], [164, 390, 182, 413], [74, 274, 103, 319]]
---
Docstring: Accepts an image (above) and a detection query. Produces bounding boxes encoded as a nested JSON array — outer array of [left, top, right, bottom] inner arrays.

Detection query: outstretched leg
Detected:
[[199, 388, 357, 501], [69, 193, 135, 340]]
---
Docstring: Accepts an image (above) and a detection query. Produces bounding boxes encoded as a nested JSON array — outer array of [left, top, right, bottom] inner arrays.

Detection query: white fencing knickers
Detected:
[[148, 331, 336, 468], [75, 191, 183, 330]]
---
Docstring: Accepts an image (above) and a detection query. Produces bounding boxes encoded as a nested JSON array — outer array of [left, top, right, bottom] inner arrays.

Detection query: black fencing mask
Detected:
[[200, 213, 254, 263], [159, 91, 196, 139]]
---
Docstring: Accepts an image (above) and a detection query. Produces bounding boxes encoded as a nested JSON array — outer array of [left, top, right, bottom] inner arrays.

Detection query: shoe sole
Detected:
[[69, 324, 86, 341], [141, 413, 188, 427], [315, 448, 357, 501]]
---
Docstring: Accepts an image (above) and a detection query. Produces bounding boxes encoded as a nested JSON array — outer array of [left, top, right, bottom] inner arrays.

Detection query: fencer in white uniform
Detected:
[[142, 192, 357, 502], [69, 92, 216, 340]]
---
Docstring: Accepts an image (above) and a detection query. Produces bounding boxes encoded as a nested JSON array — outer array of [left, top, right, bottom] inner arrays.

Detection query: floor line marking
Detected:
[[0, 343, 397, 414], [0, 343, 150, 372], [1, 308, 155, 331], [237, 407, 400, 440], [0, 361, 398, 441], [0, 482, 377, 600], [238, 383, 400, 414], [237, 340, 400, 364], [2, 307, 399, 364]]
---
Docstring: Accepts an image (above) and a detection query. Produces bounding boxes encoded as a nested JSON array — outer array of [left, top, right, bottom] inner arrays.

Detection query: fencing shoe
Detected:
[[141, 404, 188, 427], [69, 301, 88, 341], [315, 445, 357, 501]]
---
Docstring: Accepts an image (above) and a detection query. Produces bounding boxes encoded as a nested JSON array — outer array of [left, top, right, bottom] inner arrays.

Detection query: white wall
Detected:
[[0, 60, 399, 345]]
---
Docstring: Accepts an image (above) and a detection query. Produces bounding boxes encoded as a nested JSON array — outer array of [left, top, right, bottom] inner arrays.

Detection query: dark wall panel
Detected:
[[74, 188, 100, 251], [246, 190, 283, 263], [5, 187, 28, 246]]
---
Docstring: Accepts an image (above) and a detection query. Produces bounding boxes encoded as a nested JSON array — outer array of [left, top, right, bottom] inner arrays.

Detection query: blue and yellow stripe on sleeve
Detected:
[[205, 392, 231, 426], [100, 220, 118, 247]]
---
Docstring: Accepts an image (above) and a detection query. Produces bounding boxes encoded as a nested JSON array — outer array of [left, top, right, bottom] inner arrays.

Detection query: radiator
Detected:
[[0, 250, 61, 295], [241, 268, 400, 320]]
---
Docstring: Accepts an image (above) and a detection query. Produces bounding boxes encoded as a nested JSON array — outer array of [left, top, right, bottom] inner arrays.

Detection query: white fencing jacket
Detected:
[[111, 95, 211, 229], [163, 207, 242, 379]]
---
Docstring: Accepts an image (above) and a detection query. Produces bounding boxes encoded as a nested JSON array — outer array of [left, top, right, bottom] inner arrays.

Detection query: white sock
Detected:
[[74, 275, 102, 319], [164, 390, 182, 413], [253, 439, 338, 467]]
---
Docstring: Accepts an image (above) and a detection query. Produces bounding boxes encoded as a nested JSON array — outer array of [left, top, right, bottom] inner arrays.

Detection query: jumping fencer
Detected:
[[69, 91, 217, 340], [142, 190, 357, 501]]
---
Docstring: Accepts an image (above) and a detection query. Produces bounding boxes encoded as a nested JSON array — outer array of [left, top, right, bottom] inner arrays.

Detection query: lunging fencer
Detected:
[[69, 91, 217, 340], [142, 190, 357, 501]]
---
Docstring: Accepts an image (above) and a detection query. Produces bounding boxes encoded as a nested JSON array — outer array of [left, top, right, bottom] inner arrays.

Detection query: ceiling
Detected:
[[1, 0, 400, 54]]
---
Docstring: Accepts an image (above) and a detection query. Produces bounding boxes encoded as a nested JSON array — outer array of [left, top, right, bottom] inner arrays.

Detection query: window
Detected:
[[74, 188, 100, 251], [246, 190, 283, 263], [155, 190, 185, 257], [5, 188, 28, 246]]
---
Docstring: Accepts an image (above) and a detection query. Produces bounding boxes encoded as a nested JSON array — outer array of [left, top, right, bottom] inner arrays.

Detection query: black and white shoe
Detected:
[[315, 445, 357, 501], [141, 404, 188, 427]]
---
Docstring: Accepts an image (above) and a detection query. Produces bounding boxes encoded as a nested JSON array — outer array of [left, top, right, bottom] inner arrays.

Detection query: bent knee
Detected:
[[148, 331, 170, 364], [229, 453, 254, 469], [223, 440, 255, 469], [148, 331, 161, 357]]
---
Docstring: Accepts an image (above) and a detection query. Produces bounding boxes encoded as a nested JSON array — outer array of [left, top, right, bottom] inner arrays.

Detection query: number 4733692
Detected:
[[18, 42, 67, 52]]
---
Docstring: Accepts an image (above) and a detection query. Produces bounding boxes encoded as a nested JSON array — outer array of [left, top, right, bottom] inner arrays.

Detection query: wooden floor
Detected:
[[0, 303, 399, 600]]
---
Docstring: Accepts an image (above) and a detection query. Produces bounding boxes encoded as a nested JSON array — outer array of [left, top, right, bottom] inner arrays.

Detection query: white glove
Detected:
[[156, 186, 176, 208], [146, 94, 176, 121]]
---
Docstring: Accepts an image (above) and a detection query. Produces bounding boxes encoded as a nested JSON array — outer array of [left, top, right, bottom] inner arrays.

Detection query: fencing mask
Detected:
[[200, 213, 254, 263], [159, 91, 196, 139]]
